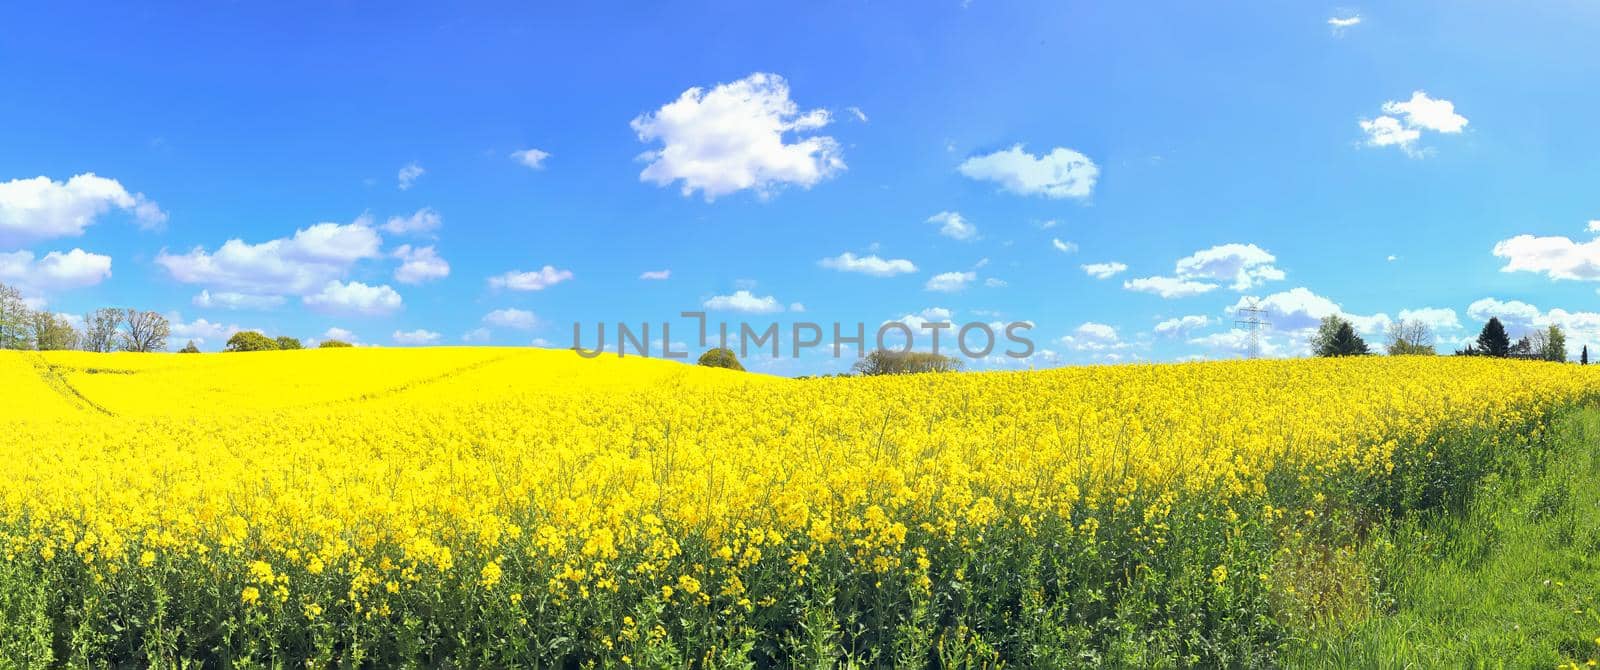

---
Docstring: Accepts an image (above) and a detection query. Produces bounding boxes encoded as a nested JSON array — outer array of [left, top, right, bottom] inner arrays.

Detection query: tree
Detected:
[[0, 283, 30, 349], [1509, 336, 1533, 357], [225, 331, 279, 352], [1384, 319, 1436, 356], [82, 308, 124, 353], [319, 339, 353, 348], [1315, 320, 1370, 357], [1542, 325, 1568, 362], [1475, 317, 1510, 357], [696, 347, 744, 371], [852, 349, 964, 375], [1309, 316, 1345, 357], [275, 336, 303, 350], [1583, 345, 1590, 366], [121, 309, 170, 352], [30, 312, 80, 350], [177, 340, 201, 354]]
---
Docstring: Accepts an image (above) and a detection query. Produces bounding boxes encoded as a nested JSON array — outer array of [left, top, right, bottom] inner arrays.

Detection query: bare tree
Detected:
[[82, 308, 125, 353], [121, 309, 171, 352], [0, 283, 30, 349], [1384, 319, 1436, 356]]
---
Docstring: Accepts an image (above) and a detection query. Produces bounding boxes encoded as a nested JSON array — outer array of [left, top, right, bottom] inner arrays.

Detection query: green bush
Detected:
[[852, 349, 963, 375], [177, 341, 201, 354], [224, 331, 279, 352], [696, 347, 744, 371], [319, 339, 353, 348], [275, 336, 303, 350]]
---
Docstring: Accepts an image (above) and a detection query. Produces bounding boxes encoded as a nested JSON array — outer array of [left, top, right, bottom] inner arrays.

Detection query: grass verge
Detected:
[[1289, 406, 1600, 667]]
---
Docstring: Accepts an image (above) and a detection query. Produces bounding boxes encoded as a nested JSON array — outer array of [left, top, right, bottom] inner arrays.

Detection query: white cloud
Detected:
[[818, 252, 917, 276], [789, 302, 806, 312], [845, 106, 868, 122], [1396, 307, 1462, 332], [1491, 233, 1600, 281], [381, 208, 441, 235], [1051, 238, 1078, 254], [393, 244, 450, 284], [1173, 243, 1284, 290], [984, 277, 1008, 288], [393, 329, 441, 345], [1154, 315, 1210, 337], [0, 248, 112, 293], [1187, 328, 1285, 359], [703, 289, 785, 313], [323, 327, 357, 342], [157, 218, 383, 295], [398, 162, 425, 190], [511, 148, 551, 169], [1123, 243, 1282, 298], [1387, 254, 1399, 262], [631, 72, 844, 200], [958, 144, 1099, 200], [1059, 322, 1125, 352], [169, 315, 243, 347], [462, 327, 492, 343], [192, 289, 285, 311], [0, 173, 166, 244], [925, 271, 976, 293], [1230, 288, 1389, 335], [1466, 297, 1543, 329], [1360, 91, 1467, 156], [927, 211, 977, 241], [1588, 220, 1600, 234], [1081, 262, 1128, 279], [1327, 14, 1362, 32], [489, 265, 574, 291], [484, 308, 537, 330], [1384, 91, 1469, 134], [639, 269, 671, 280], [1123, 276, 1218, 298], [302, 280, 403, 316]]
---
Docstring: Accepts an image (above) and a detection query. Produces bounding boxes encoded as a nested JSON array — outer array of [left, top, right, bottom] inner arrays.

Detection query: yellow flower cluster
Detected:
[[2, 347, 1597, 663]]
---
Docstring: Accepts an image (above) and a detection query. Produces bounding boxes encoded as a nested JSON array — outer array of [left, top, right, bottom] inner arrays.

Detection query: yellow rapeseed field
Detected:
[[2, 348, 1597, 666]]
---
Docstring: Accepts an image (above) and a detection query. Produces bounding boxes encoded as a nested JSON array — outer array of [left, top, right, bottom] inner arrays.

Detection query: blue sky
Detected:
[[3, 1, 1599, 373]]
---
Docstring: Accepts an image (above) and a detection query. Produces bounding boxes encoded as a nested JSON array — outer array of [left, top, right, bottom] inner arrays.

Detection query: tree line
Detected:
[[1312, 313, 1582, 363]]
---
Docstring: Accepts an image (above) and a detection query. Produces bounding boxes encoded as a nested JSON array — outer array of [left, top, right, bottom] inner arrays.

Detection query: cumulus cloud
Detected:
[[958, 145, 1099, 199], [703, 289, 785, 313], [1229, 288, 1390, 336], [927, 211, 977, 241], [1396, 307, 1462, 332], [1051, 238, 1078, 254], [381, 208, 441, 235], [0, 173, 165, 244], [1360, 91, 1467, 156], [157, 218, 383, 295], [1154, 315, 1210, 337], [631, 72, 844, 200], [483, 308, 537, 330], [1188, 328, 1285, 359], [0, 248, 112, 293], [1491, 233, 1600, 281], [925, 271, 976, 293], [1123, 276, 1218, 299], [1123, 243, 1283, 298], [168, 315, 243, 347], [818, 252, 917, 277], [397, 162, 425, 190], [510, 148, 551, 169], [488, 265, 573, 291], [192, 289, 285, 311], [393, 329, 441, 345], [1081, 262, 1128, 279], [639, 269, 671, 280], [1059, 322, 1125, 352], [302, 280, 403, 316], [889, 307, 955, 330], [323, 327, 357, 342], [393, 244, 450, 284]]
